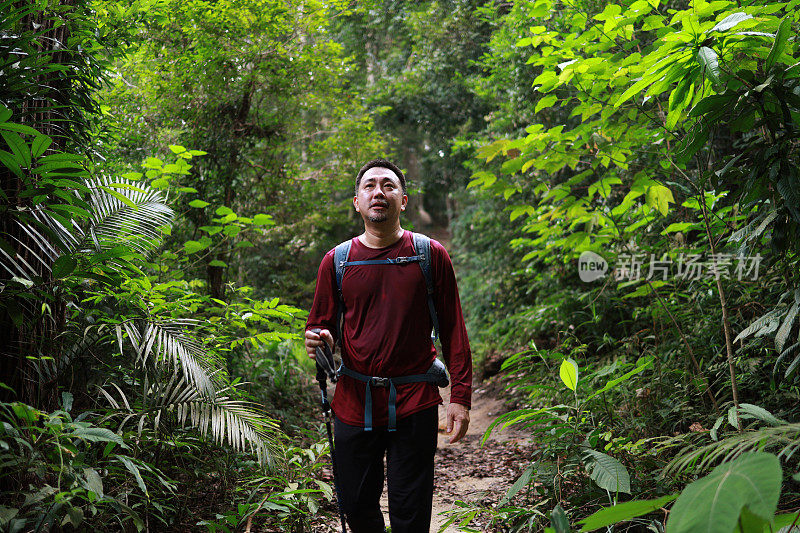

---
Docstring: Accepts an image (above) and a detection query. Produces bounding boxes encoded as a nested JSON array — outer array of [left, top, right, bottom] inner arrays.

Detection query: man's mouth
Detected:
[[370, 202, 388, 209]]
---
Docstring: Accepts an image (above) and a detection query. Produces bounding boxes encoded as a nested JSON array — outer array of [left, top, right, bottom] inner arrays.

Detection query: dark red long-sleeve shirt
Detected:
[[306, 230, 472, 427]]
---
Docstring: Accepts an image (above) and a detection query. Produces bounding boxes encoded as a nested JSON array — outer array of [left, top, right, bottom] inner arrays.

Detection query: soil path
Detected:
[[314, 381, 534, 532], [427, 384, 533, 532]]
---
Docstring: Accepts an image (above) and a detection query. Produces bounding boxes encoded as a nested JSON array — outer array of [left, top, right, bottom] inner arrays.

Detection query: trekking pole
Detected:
[[310, 329, 347, 533]]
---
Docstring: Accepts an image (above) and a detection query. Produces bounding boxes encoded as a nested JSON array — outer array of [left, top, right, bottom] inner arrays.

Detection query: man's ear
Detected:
[[400, 194, 408, 211], [353, 195, 360, 213]]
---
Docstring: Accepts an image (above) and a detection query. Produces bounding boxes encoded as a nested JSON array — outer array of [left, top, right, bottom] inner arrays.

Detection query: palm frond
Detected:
[[1, 206, 80, 279], [101, 376, 281, 466], [119, 320, 219, 396], [82, 176, 173, 256], [2, 175, 170, 281], [662, 423, 800, 476]]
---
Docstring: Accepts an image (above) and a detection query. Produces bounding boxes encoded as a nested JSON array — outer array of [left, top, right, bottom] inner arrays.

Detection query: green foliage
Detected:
[[559, 358, 579, 392], [6, 0, 800, 528], [667, 452, 781, 533], [579, 452, 789, 533], [578, 494, 678, 532], [100, 0, 388, 304], [582, 448, 631, 495], [0, 395, 158, 530]]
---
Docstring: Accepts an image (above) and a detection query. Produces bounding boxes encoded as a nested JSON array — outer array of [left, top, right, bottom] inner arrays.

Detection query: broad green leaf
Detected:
[[738, 403, 787, 427], [665, 452, 781, 533], [501, 464, 535, 505], [535, 95, 558, 113], [199, 225, 223, 235], [184, 239, 211, 253], [766, 17, 790, 71], [84, 467, 104, 499], [711, 13, 752, 33], [0, 122, 40, 136], [188, 199, 210, 208], [559, 358, 579, 391], [253, 213, 273, 225], [689, 93, 737, 117], [583, 449, 631, 494], [697, 47, 721, 86], [143, 156, 163, 169], [579, 494, 678, 531], [215, 206, 234, 216], [52, 255, 77, 278], [728, 405, 741, 429], [31, 135, 52, 158], [771, 512, 800, 531], [12, 402, 41, 422], [168, 144, 186, 154], [646, 184, 674, 216], [117, 457, 149, 497], [0, 104, 11, 123], [208, 260, 228, 268], [223, 224, 241, 237], [551, 504, 569, 533], [69, 427, 124, 445], [0, 149, 24, 177], [1, 131, 30, 169], [661, 222, 696, 234], [66, 506, 84, 527]]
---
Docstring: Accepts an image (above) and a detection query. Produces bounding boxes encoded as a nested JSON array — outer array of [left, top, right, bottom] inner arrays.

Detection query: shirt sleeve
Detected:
[[431, 240, 473, 409], [306, 250, 339, 342]]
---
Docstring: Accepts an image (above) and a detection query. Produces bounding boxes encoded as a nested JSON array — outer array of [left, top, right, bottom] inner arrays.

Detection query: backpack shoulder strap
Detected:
[[333, 239, 352, 293], [333, 239, 353, 345], [412, 232, 439, 343]]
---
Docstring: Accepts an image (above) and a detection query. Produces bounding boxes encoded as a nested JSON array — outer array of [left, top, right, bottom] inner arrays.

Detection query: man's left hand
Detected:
[[446, 403, 470, 444]]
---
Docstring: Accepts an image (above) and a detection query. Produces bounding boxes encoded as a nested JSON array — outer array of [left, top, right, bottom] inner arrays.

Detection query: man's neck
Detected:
[[359, 224, 405, 249]]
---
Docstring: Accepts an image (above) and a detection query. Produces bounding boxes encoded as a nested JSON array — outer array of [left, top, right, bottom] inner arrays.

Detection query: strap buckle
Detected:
[[370, 377, 390, 388], [395, 256, 412, 264]]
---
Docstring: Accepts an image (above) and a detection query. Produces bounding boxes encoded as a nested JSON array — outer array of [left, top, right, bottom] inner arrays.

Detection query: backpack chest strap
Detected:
[[339, 254, 425, 267]]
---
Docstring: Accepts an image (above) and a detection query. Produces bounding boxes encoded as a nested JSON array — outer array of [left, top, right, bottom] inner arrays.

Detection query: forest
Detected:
[[1, 0, 800, 531]]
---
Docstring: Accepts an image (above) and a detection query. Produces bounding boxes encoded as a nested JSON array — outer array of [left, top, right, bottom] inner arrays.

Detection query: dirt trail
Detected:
[[427, 384, 533, 532], [314, 381, 534, 532]]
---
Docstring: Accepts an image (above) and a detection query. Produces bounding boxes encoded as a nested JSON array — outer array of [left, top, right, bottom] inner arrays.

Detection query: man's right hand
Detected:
[[305, 328, 334, 359]]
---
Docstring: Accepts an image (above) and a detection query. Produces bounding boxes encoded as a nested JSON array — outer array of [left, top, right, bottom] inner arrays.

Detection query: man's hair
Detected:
[[355, 159, 407, 194]]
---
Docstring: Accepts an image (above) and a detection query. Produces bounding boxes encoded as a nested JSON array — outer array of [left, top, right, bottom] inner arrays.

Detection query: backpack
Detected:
[[331, 231, 446, 432], [332, 232, 439, 346]]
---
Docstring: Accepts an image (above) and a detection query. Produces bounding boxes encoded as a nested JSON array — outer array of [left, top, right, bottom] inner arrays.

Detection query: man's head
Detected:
[[353, 159, 408, 225], [355, 159, 406, 195]]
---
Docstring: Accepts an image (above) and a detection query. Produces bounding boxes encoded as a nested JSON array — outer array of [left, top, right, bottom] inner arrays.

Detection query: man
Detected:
[[305, 158, 472, 533]]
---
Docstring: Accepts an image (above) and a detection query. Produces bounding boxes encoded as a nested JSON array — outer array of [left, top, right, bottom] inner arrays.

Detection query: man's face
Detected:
[[354, 166, 407, 224]]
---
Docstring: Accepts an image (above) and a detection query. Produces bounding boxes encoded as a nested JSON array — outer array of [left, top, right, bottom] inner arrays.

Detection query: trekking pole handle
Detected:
[[309, 328, 338, 383]]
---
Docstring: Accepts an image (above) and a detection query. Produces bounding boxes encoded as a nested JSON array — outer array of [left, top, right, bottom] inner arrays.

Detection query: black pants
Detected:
[[333, 406, 438, 533]]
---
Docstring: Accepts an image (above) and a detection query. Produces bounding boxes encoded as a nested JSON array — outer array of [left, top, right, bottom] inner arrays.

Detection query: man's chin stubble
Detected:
[[367, 213, 388, 223]]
